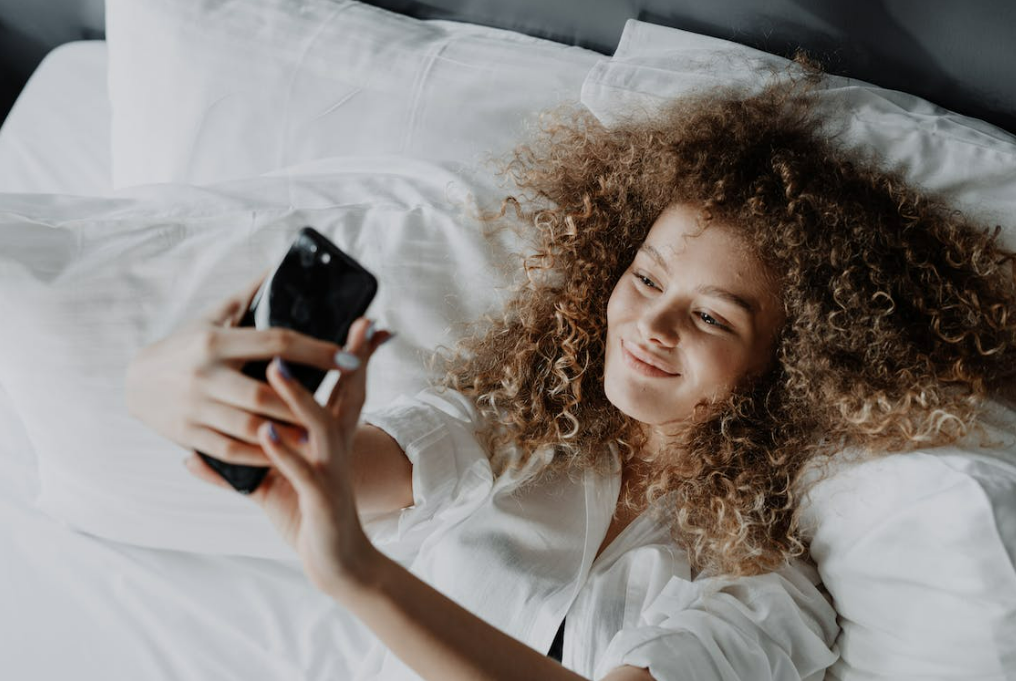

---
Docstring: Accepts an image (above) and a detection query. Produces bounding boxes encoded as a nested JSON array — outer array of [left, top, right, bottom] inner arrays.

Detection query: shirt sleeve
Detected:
[[358, 387, 495, 565], [593, 559, 840, 681]]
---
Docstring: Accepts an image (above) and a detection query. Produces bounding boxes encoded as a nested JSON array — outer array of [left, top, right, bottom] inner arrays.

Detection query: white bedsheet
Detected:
[[0, 383, 379, 679], [0, 41, 112, 196]]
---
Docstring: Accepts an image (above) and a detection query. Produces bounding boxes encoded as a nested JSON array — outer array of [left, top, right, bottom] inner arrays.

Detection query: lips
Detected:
[[620, 339, 680, 377]]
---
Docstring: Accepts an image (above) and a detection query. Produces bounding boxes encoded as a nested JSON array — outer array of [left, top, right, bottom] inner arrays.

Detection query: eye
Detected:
[[632, 272, 660, 291], [697, 311, 730, 332]]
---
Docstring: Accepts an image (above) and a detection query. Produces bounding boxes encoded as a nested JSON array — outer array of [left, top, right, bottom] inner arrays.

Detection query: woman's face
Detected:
[[604, 204, 785, 437]]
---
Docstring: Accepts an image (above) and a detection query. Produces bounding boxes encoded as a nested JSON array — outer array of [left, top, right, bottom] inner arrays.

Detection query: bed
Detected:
[[1, 1, 1015, 679]]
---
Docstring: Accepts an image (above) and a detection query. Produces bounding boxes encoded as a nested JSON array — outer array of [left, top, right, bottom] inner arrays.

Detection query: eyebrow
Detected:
[[638, 243, 758, 315], [697, 285, 757, 315], [639, 244, 671, 274]]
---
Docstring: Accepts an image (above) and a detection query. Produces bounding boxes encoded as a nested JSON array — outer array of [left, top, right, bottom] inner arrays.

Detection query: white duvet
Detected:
[[0, 155, 524, 560]]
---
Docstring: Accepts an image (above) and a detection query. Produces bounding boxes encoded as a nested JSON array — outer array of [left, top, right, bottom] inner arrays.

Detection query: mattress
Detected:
[[0, 41, 112, 196]]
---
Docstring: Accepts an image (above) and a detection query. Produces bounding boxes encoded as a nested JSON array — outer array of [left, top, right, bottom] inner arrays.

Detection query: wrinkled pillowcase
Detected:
[[580, 19, 1016, 235], [105, 0, 601, 189]]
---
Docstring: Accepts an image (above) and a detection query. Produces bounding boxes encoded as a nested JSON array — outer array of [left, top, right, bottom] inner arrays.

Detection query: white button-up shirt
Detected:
[[355, 388, 839, 681]]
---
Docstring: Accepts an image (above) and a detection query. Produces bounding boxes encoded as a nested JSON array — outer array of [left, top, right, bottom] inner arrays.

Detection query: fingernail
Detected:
[[365, 320, 378, 342], [299, 430, 309, 444], [268, 423, 280, 443], [334, 350, 361, 371], [379, 331, 397, 346], [274, 357, 293, 381]]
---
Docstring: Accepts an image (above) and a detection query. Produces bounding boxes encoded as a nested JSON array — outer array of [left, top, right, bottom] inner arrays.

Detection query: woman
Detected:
[[126, 72, 1016, 680]]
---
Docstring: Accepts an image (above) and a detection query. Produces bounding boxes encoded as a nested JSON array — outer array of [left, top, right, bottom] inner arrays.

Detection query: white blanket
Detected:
[[0, 155, 522, 559]]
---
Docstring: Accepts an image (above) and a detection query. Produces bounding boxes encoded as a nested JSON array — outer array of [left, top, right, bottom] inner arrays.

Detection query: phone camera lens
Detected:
[[320, 253, 331, 264]]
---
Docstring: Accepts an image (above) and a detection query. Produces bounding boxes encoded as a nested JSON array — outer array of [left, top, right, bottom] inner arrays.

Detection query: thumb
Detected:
[[204, 267, 272, 326]]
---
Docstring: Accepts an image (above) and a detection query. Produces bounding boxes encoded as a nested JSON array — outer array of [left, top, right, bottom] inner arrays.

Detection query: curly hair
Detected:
[[435, 68, 1016, 577]]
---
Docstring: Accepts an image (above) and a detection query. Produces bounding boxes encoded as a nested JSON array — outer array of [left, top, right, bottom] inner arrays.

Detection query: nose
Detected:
[[637, 302, 681, 348]]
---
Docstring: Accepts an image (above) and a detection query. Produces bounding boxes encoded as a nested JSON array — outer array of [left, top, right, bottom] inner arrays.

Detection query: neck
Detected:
[[638, 424, 683, 463]]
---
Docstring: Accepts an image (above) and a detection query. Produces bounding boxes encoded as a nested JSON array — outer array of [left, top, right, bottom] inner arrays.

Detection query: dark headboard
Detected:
[[1, 0, 1015, 135]]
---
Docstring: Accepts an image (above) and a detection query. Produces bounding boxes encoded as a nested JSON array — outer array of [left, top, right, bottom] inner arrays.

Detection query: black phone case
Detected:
[[197, 227, 378, 494]]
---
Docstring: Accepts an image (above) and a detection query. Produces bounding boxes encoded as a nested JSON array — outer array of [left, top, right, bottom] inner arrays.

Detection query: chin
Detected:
[[604, 372, 664, 426]]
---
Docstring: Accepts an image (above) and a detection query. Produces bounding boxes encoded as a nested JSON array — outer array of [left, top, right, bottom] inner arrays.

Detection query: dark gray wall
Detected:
[[0, 0, 103, 122]]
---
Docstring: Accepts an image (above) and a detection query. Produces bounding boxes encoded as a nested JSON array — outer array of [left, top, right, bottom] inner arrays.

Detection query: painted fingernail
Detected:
[[378, 331, 397, 346], [334, 350, 361, 371], [268, 423, 280, 443], [365, 320, 378, 342], [274, 357, 293, 381]]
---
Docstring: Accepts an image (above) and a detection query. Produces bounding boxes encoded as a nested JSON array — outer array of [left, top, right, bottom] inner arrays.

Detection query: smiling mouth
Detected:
[[620, 340, 680, 378]]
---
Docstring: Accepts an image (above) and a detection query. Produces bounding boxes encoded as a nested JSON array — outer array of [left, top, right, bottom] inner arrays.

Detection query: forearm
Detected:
[[338, 549, 588, 681]]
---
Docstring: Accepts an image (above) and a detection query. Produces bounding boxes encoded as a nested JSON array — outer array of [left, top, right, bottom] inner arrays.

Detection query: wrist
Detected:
[[325, 540, 392, 606]]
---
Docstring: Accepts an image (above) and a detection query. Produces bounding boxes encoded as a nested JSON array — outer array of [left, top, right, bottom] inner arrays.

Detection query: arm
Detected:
[[350, 423, 414, 515], [338, 550, 655, 681], [203, 320, 655, 681], [187, 423, 650, 681]]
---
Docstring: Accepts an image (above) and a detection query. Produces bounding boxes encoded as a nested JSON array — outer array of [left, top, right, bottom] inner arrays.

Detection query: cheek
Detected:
[[604, 284, 631, 375], [699, 345, 755, 390], [605, 282, 627, 330]]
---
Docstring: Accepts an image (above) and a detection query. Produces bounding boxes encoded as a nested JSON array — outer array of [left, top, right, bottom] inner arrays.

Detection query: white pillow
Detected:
[[580, 19, 1016, 234], [799, 400, 1016, 680], [580, 20, 1016, 680], [105, 0, 600, 190], [0, 156, 521, 559]]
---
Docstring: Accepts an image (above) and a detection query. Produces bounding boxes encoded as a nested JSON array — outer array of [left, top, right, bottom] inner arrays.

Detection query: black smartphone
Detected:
[[197, 227, 378, 494]]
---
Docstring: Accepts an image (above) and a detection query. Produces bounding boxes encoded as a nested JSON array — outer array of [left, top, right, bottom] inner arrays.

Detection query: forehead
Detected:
[[644, 205, 753, 263], [640, 204, 779, 300]]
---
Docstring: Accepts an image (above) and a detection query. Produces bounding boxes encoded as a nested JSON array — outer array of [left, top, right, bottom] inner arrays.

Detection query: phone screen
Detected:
[[198, 227, 378, 494]]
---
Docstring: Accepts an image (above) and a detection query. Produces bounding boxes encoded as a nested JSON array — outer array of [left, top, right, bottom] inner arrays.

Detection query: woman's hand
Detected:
[[184, 317, 393, 600], [125, 270, 348, 465]]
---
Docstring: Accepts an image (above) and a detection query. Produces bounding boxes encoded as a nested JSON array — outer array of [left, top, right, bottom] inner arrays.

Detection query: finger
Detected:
[[266, 420, 309, 446], [258, 422, 321, 497], [201, 267, 273, 326], [194, 400, 274, 450], [244, 467, 296, 508], [188, 425, 272, 466], [325, 326, 393, 412], [208, 326, 344, 372], [183, 452, 238, 491], [327, 319, 386, 419], [265, 356, 327, 435], [346, 316, 376, 355], [200, 368, 300, 429]]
